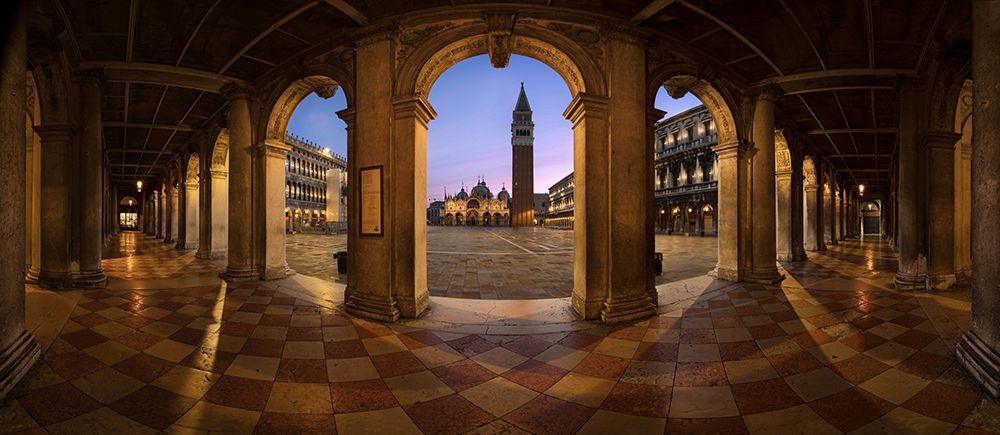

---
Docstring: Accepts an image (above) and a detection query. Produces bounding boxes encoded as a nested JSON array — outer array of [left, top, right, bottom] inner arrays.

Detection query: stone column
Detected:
[[790, 149, 806, 260], [895, 84, 927, 290], [567, 94, 611, 318], [344, 35, 400, 321], [75, 71, 106, 287], [824, 176, 838, 246], [712, 139, 746, 279], [168, 185, 179, 244], [25, 107, 41, 283], [386, 97, 435, 316], [958, 0, 1000, 398], [158, 186, 165, 238], [0, 1, 41, 399], [36, 125, 74, 289], [256, 140, 294, 280], [803, 157, 825, 251], [181, 178, 199, 249], [746, 87, 782, 283], [337, 107, 358, 305], [955, 138, 973, 282], [222, 86, 257, 281], [924, 131, 960, 290], [775, 131, 795, 261]]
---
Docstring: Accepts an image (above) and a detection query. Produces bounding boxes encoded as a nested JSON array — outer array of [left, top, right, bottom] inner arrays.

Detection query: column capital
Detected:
[[391, 95, 437, 127], [563, 93, 609, 126], [351, 23, 400, 48], [71, 68, 104, 86], [336, 107, 356, 125], [34, 124, 76, 141], [647, 108, 667, 124], [752, 84, 784, 102], [220, 82, 253, 101], [209, 170, 229, 179], [922, 130, 962, 150], [257, 140, 293, 159], [712, 139, 747, 158]]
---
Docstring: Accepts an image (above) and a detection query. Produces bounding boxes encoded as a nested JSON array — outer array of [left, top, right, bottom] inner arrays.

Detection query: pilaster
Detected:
[[35, 124, 75, 290], [221, 85, 258, 282], [925, 130, 960, 290], [256, 140, 294, 280]]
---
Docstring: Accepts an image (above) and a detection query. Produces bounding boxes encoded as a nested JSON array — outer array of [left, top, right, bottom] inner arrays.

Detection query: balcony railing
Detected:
[[655, 180, 718, 197], [655, 133, 718, 159]]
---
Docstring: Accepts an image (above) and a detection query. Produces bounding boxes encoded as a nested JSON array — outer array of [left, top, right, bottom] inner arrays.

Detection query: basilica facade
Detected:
[[441, 179, 510, 226]]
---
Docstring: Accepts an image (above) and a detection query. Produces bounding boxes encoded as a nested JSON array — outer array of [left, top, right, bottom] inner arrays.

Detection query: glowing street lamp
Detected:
[[858, 184, 865, 196], [136, 180, 143, 192]]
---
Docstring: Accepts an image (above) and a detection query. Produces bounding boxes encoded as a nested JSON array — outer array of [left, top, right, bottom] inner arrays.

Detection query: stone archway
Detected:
[[251, 73, 349, 280], [179, 154, 200, 249], [198, 129, 229, 259], [647, 69, 746, 281], [347, 16, 653, 323]]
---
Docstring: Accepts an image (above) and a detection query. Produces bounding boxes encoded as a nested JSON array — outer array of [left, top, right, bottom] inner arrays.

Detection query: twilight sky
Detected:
[[287, 54, 701, 203]]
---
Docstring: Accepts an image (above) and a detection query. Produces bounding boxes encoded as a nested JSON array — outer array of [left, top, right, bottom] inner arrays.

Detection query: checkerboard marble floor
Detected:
[[101, 232, 223, 280], [3, 234, 998, 434]]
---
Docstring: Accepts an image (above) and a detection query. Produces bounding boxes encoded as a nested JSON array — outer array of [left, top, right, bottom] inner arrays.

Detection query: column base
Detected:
[[38, 271, 73, 290], [24, 267, 40, 285], [178, 241, 198, 250], [571, 291, 604, 320], [0, 331, 41, 400], [792, 248, 807, 262], [894, 272, 927, 291], [261, 265, 294, 281], [928, 273, 957, 291], [710, 267, 740, 282], [744, 269, 785, 285], [345, 290, 400, 322], [600, 294, 656, 324], [220, 266, 258, 282], [956, 330, 1000, 399], [195, 250, 212, 259], [397, 290, 429, 319], [73, 270, 107, 289], [956, 269, 973, 285]]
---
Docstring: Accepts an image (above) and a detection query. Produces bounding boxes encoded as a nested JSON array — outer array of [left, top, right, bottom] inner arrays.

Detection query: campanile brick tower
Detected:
[[511, 82, 535, 227]]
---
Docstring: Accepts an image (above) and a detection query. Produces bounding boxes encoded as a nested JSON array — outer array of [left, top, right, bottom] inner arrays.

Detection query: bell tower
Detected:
[[511, 82, 535, 226]]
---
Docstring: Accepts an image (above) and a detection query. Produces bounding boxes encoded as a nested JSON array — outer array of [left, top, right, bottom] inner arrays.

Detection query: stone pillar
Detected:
[[256, 140, 294, 280], [25, 104, 41, 283], [746, 87, 782, 283], [925, 131, 960, 290], [75, 71, 107, 287], [111, 184, 119, 236], [337, 106, 358, 305], [803, 157, 825, 251], [387, 97, 434, 317], [158, 186, 165, 238], [344, 35, 401, 321], [958, 0, 1000, 398], [712, 139, 746, 279], [0, 1, 41, 399], [36, 125, 74, 289], [602, 35, 657, 323], [955, 137, 973, 282], [567, 95, 611, 318], [775, 131, 795, 261], [790, 149, 806, 260], [181, 178, 199, 249], [895, 84, 927, 290], [168, 185, 179, 244], [222, 86, 257, 281], [824, 176, 837, 246]]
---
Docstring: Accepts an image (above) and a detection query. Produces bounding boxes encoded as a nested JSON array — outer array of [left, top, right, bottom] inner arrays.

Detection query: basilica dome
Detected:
[[497, 187, 510, 202], [456, 188, 468, 200], [470, 181, 492, 198]]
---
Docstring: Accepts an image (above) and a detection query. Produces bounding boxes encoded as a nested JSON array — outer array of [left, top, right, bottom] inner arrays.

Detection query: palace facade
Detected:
[[654, 105, 718, 236], [284, 133, 347, 233]]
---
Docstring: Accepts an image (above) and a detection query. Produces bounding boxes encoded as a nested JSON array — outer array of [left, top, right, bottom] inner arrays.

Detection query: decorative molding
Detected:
[[483, 11, 517, 68], [537, 20, 604, 66], [396, 22, 461, 66]]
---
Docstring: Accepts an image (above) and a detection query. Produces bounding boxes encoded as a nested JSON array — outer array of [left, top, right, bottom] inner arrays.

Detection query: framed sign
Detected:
[[360, 165, 384, 236]]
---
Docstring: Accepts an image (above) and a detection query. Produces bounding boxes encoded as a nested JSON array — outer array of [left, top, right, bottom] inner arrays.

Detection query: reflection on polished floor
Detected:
[[1, 233, 997, 434]]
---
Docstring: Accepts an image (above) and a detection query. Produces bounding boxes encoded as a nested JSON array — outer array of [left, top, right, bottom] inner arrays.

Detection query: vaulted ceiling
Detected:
[[36, 0, 970, 193]]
